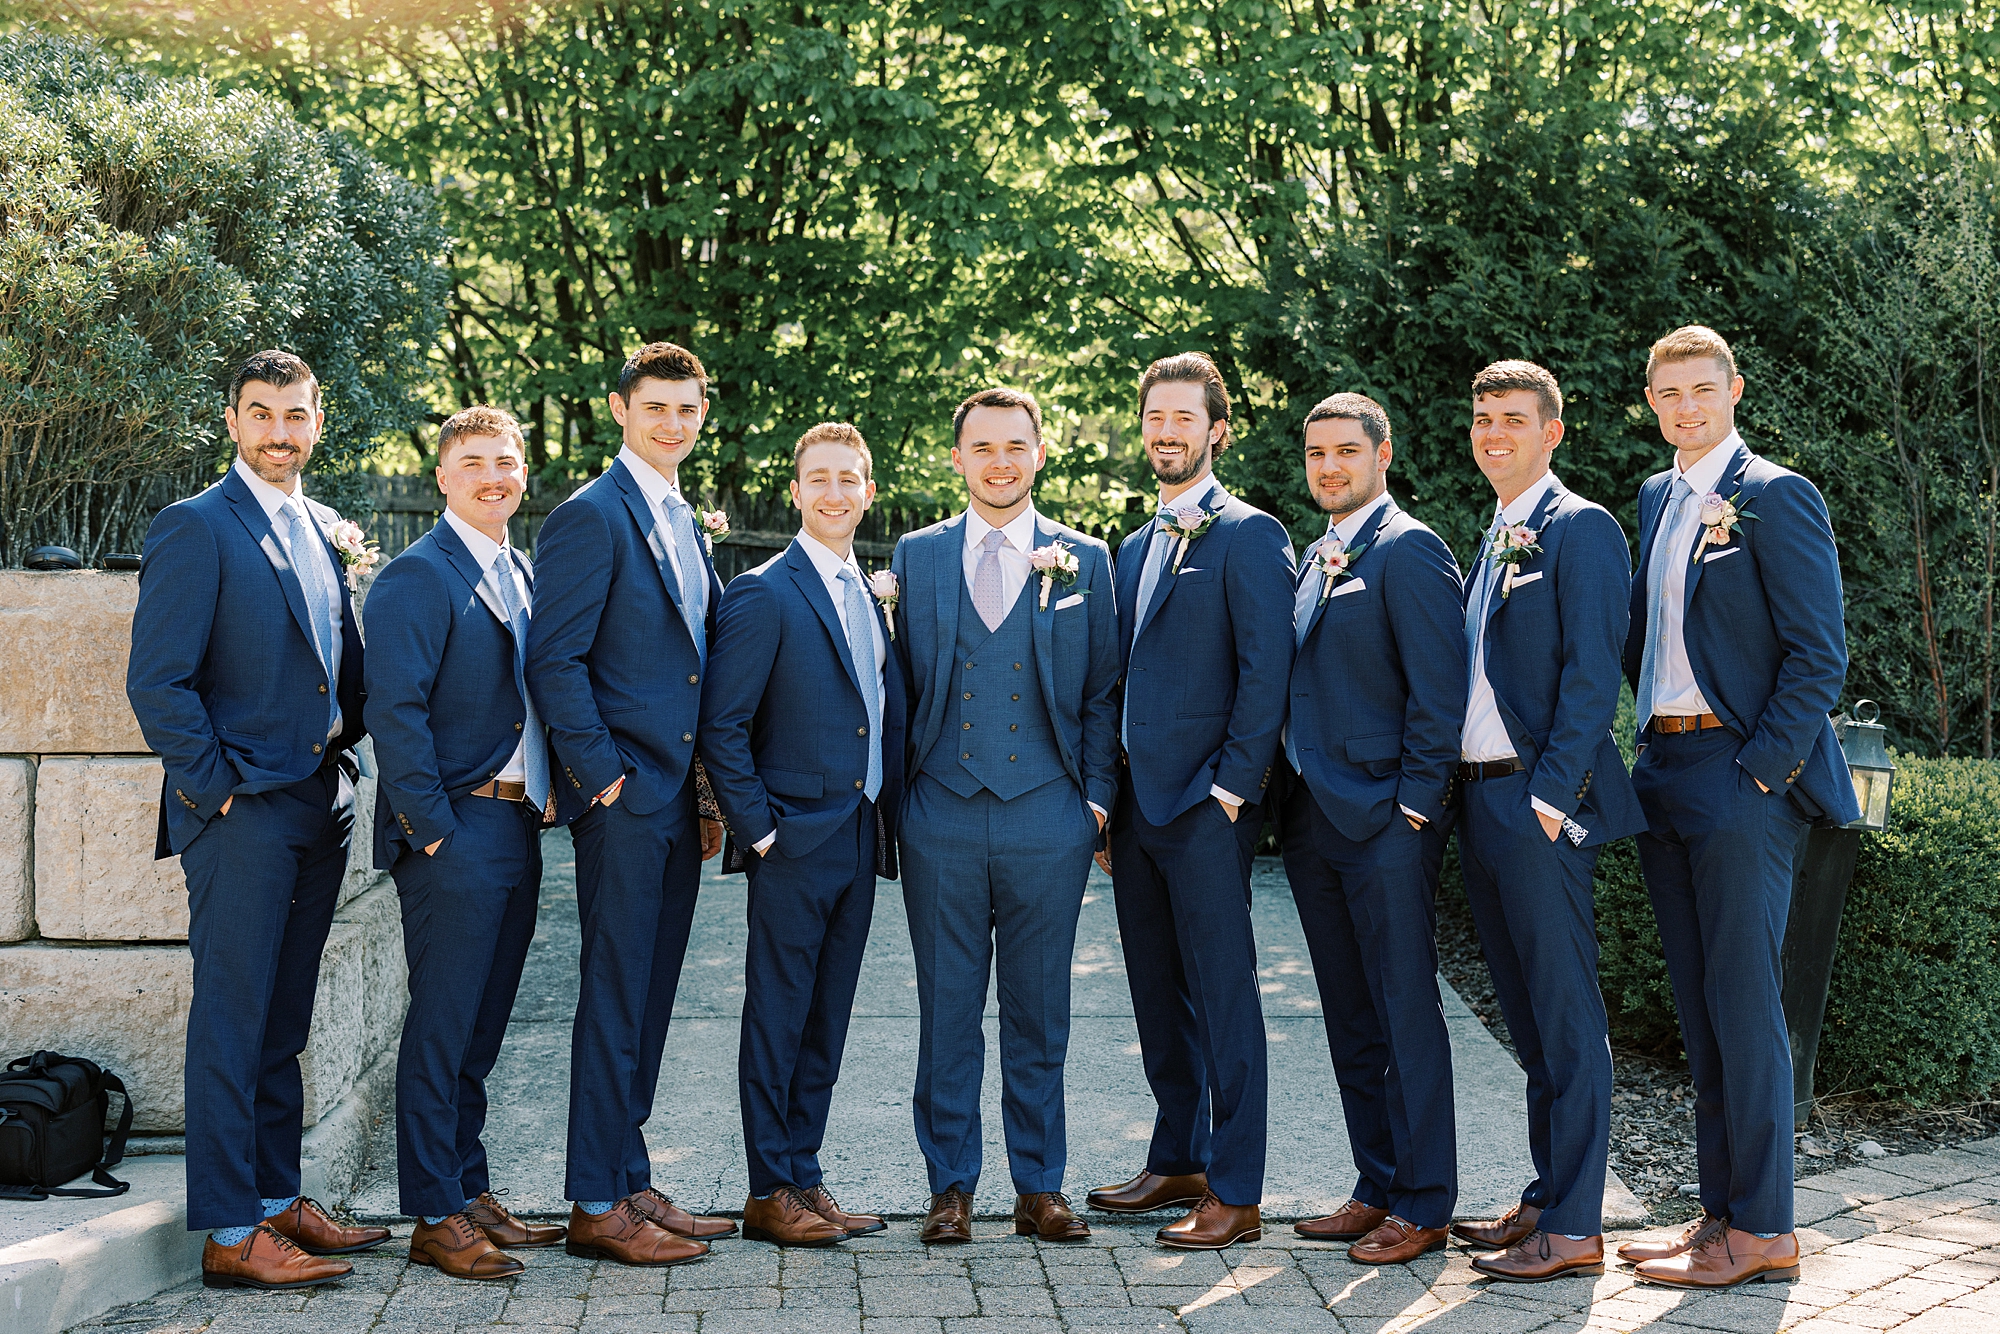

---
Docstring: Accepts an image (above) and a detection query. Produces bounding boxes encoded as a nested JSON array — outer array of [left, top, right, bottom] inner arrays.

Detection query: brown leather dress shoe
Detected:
[[1635, 1227, 1799, 1289], [1015, 1192, 1090, 1241], [1157, 1193, 1262, 1250], [1348, 1216, 1449, 1265], [264, 1196, 391, 1255], [409, 1214, 526, 1280], [803, 1184, 885, 1236], [1450, 1201, 1541, 1249], [565, 1200, 709, 1266], [1087, 1169, 1209, 1214], [465, 1191, 567, 1248], [921, 1188, 974, 1244], [202, 1224, 353, 1290], [1615, 1211, 1724, 1264], [741, 1188, 847, 1247], [1294, 1199, 1391, 1241], [1471, 1230, 1604, 1283], [629, 1185, 739, 1239]]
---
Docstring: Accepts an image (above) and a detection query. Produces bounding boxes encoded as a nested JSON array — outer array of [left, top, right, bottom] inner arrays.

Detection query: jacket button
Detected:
[[966, 661, 974, 669], [1011, 694, 1020, 701], [515, 722, 524, 731], [963, 752, 972, 759], [1010, 724, 1018, 731], [858, 727, 867, 736], [1013, 663, 1022, 670], [1008, 754, 1017, 762], [311, 743, 322, 754], [963, 722, 972, 730], [854, 779, 864, 789], [318, 683, 328, 694], [689, 674, 699, 684], [682, 732, 693, 743], [963, 692, 972, 700]]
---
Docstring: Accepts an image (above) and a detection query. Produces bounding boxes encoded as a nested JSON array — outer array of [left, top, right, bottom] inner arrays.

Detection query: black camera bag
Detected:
[[0, 1051, 132, 1200]]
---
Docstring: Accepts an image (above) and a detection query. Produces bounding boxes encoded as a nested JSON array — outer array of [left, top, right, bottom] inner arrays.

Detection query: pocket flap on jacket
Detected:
[[764, 768, 824, 799], [1344, 732, 1401, 764]]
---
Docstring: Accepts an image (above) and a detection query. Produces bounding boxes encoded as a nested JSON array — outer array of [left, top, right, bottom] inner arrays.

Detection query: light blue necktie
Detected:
[[1635, 476, 1695, 731], [1463, 519, 1504, 667], [837, 566, 883, 802], [661, 496, 708, 665], [285, 502, 339, 733], [1294, 533, 1332, 649], [491, 550, 551, 812]]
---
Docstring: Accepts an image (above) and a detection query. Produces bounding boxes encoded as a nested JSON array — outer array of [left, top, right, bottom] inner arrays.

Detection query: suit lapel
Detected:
[[1485, 479, 1564, 634], [1136, 483, 1225, 644], [225, 469, 320, 663], [918, 518, 967, 763], [434, 517, 512, 630], [789, 541, 864, 699], [610, 458, 686, 616], [1028, 518, 1064, 734], [1683, 444, 1751, 615], [1302, 496, 1395, 646]]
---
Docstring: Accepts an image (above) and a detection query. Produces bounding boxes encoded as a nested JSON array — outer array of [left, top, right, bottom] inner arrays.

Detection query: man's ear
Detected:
[[607, 391, 628, 427]]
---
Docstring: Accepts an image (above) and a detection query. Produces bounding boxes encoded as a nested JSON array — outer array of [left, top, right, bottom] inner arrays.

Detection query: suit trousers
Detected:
[[1458, 771, 1612, 1236], [565, 772, 702, 1201], [1109, 772, 1268, 1207], [1633, 727, 1805, 1235], [180, 766, 352, 1230], [1280, 783, 1457, 1229], [740, 799, 875, 1196], [901, 774, 1096, 1195], [391, 794, 543, 1216]]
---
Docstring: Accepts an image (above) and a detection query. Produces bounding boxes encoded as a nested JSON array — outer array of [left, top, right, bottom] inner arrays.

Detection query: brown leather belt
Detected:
[[1650, 712, 1726, 735], [1456, 759, 1526, 782], [470, 779, 529, 803]]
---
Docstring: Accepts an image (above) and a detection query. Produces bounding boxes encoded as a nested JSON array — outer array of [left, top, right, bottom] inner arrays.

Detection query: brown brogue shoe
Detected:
[[629, 1185, 738, 1239], [921, 1188, 974, 1244], [1294, 1198, 1390, 1241], [409, 1214, 526, 1280], [1616, 1211, 1724, 1264], [741, 1188, 847, 1247], [1451, 1202, 1541, 1249], [1635, 1227, 1799, 1289], [465, 1191, 566, 1248], [1157, 1193, 1262, 1250], [1348, 1216, 1449, 1265], [264, 1196, 391, 1256], [1015, 1192, 1090, 1241], [202, 1223, 352, 1290], [1471, 1230, 1604, 1283], [803, 1184, 885, 1236], [1087, 1169, 1210, 1214], [565, 1200, 709, 1266]]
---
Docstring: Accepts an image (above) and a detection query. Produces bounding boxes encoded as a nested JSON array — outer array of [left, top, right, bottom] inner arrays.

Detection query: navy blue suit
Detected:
[[1110, 482, 1293, 1207], [699, 538, 906, 1196], [1457, 477, 1642, 1236], [126, 467, 366, 1231], [891, 513, 1121, 1195], [365, 519, 547, 1217], [1277, 497, 1465, 1229], [525, 456, 723, 1202], [1624, 441, 1856, 1235]]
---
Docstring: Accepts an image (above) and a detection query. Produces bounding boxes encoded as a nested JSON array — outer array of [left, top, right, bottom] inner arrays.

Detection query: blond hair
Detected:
[[1647, 325, 1737, 384], [437, 405, 525, 462], [793, 421, 873, 480]]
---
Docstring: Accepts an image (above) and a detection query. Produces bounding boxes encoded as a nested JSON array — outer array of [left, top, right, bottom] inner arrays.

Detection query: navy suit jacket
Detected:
[[699, 539, 908, 874], [1470, 478, 1645, 847], [525, 457, 723, 819], [1286, 499, 1467, 840], [1115, 483, 1295, 825], [1623, 442, 1859, 824], [892, 513, 1122, 818], [364, 519, 548, 868], [128, 468, 367, 858]]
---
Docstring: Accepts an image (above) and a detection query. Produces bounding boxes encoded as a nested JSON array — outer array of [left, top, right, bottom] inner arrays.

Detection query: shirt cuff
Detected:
[[1087, 802, 1107, 820], [1211, 784, 1243, 807], [1529, 796, 1563, 821], [753, 830, 776, 855], [1399, 805, 1427, 824]]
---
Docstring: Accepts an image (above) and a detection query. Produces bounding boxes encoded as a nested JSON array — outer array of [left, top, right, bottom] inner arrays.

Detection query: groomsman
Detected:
[[1090, 353, 1293, 1250], [1449, 360, 1646, 1282], [1277, 394, 1467, 1263], [128, 350, 389, 1289], [1619, 327, 1854, 1288], [700, 423, 905, 1247], [893, 388, 1120, 1245], [365, 407, 567, 1279], [526, 342, 729, 1265]]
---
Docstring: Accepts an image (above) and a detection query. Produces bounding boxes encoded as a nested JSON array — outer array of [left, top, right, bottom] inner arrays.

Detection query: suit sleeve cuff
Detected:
[[1529, 795, 1581, 839], [753, 830, 776, 855], [1399, 804, 1427, 824], [1087, 801, 1107, 820], [1210, 784, 1243, 807]]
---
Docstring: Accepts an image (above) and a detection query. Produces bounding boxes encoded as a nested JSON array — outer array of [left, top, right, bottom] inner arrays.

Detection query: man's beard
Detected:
[[1319, 478, 1383, 518], [1148, 441, 1211, 487]]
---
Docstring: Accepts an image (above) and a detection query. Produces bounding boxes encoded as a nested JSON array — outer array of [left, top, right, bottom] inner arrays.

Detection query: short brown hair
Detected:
[[793, 421, 872, 480], [1304, 392, 1391, 447], [230, 349, 318, 410], [1647, 325, 1737, 384], [951, 387, 1043, 448], [1471, 360, 1563, 424], [617, 341, 708, 400], [1139, 352, 1232, 455], [437, 405, 525, 463]]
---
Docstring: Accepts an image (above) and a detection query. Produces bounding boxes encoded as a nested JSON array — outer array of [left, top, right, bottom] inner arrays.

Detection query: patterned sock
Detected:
[[1752, 1231, 1780, 1239], [422, 1215, 448, 1225], [1563, 1234, 1591, 1240], [260, 1196, 297, 1218], [466, 1197, 480, 1210], [578, 1200, 615, 1215], [212, 1226, 257, 1246]]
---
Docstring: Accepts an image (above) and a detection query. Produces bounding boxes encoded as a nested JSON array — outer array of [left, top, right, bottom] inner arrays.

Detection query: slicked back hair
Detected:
[[230, 349, 318, 411], [1647, 325, 1737, 385], [1471, 360, 1563, 425], [617, 341, 708, 401], [1305, 392, 1391, 447], [794, 421, 873, 480], [1139, 351, 1232, 455], [437, 405, 525, 464], [951, 387, 1043, 448]]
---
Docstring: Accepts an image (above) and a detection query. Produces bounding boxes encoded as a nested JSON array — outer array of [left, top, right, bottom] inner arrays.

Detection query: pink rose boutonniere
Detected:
[[1694, 490, 1757, 562], [326, 519, 382, 591], [1488, 522, 1541, 599], [1159, 505, 1216, 574], [1312, 539, 1368, 605], [695, 507, 730, 555], [1027, 541, 1082, 610], [868, 568, 900, 639]]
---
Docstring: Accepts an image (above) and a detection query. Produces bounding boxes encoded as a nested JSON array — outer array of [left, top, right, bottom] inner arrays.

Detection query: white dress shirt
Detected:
[[1137, 475, 1240, 809], [443, 508, 532, 783], [233, 457, 344, 735], [1643, 432, 1741, 719], [617, 444, 691, 586], [1461, 470, 1569, 829], [961, 505, 1040, 617]]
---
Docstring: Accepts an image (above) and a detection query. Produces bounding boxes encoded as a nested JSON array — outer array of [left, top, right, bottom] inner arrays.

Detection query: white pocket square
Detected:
[[1329, 578, 1367, 599], [1509, 571, 1544, 587], [1054, 593, 1085, 610], [1703, 547, 1741, 564]]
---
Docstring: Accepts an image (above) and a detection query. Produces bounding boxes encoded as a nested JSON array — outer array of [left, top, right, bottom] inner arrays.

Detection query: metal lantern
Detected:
[[1835, 700, 1896, 832]]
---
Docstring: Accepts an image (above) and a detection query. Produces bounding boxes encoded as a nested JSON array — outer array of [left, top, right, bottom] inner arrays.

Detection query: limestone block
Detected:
[[0, 571, 147, 755], [0, 943, 192, 1134], [336, 877, 407, 1073], [0, 759, 31, 941], [301, 880, 405, 1129], [32, 758, 186, 942], [338, 766, 385, 910]]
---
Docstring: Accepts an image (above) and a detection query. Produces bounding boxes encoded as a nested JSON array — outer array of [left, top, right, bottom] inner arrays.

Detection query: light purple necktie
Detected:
[[972, 529, 1008, 631]]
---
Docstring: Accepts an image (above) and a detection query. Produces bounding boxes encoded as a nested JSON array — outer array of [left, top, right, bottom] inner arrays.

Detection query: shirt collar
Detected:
[[1496, 470, 1561, 528], [1158, 474, 1220, 515], [797, 529, 862, 583], [617, 444, 683, 510], [964, 505, 1041, 556], [443, 506, 510, 573], [232, 456, 307, 523], [1328, 490, 1393, 547], [1675, 431, 1744, 497]]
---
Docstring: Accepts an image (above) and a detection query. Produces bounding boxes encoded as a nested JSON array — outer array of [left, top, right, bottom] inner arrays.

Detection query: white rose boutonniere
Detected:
[[1027, 541, 1082, 610], [326, 519, 382, 591], [868, 569, 900, 640]]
